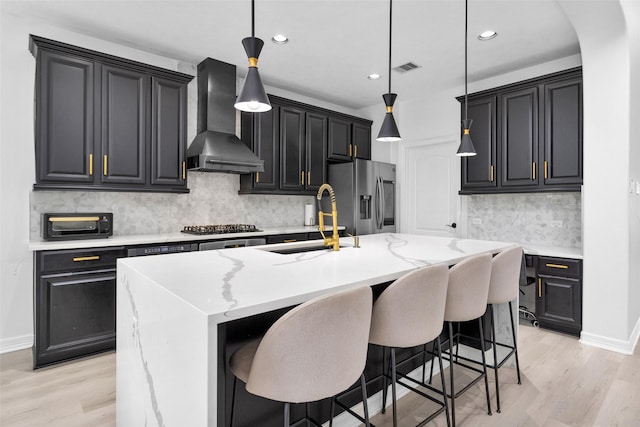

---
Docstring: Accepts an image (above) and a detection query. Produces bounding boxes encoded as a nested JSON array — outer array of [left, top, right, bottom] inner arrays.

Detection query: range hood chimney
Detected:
[[187, 58, 264, 174]]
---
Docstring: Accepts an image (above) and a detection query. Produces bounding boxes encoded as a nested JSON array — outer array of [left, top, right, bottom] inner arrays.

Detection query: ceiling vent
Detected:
[[393, 62, 421, 73]]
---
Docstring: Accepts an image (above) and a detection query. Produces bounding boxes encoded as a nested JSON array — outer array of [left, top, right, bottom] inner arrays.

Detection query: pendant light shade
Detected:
[[456, 0, 477, 156], [377, 0, 401, 142], [377, 93, 401, 142], [235, 0, 271, 113]]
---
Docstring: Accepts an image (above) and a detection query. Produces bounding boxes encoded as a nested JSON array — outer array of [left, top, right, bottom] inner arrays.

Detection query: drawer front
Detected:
[[537, 256, 581, 278], [38, 247, 127, 273], [266, 233, 308, 244]]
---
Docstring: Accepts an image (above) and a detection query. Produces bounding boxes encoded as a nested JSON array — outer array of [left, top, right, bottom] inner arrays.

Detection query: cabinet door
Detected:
[[279, 106, 306, 191], [241, 109, 279, 191], [536, 274, 582, 335], [352, 122, 372, 160], [150, 76, 188, 187], [543, 77, 583, 186], [327, 117, 352, 161], [34, 271, 116, 368], [461, 96, 497, 189], [305, 112, 327, 190], [100, 65, 147, 185], [35, 50, 95, 184], [500, 87, 539, 188]]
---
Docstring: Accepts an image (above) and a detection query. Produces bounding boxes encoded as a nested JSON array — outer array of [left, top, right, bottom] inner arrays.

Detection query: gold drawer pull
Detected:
[[182, 161, 186, 180], [103, 155, 108, 176], [255, 172, 260, 183], [349, 144, 353, 157], [544, 161, 548, 179], [354, 145, 358, 158], [89, 154, 93, 176], [283, 239, 297, 243], [546, 263, 569, 269], [73, 256, 100, 262], [532, 162, 536, 180], [490, 165, 494, 182], [538, 278, 542, 297]]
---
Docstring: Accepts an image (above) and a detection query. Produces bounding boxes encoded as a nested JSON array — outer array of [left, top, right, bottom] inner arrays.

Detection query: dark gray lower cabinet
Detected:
[[535, 256, 582, 336], [34, 246, 126, 368]]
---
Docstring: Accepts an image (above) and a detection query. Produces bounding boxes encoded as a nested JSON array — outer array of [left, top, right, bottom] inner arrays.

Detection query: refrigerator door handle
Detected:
[[376, 176, 384, 230]]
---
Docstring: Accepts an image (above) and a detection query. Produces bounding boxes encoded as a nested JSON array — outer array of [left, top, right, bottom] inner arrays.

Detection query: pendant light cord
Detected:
[[251, 0, 255, 38], [388, 0, 393, 94], [464, 0, 468, 121]]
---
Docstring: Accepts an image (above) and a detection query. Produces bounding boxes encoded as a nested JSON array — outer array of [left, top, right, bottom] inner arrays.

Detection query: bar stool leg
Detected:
[[381, 346, 388, 414], [329, 396, 335, 427], [448, 322, 456, 427], [436, 336, 452, 427], [391, 348, 398, 427], [230, 376, 237, 427], [478, 318, 493, 416], [284, 402, 290, 427], [509, 300, 522, 384], [489, 304, 501, 413], [360, 373, 371, 427]]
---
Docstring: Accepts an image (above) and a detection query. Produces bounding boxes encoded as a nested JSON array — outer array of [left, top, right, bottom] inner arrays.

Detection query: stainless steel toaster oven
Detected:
[[41, 213, 113, 240]]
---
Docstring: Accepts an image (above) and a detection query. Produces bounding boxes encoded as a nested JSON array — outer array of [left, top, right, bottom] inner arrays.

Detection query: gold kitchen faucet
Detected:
[[316, 183, 340, 251]]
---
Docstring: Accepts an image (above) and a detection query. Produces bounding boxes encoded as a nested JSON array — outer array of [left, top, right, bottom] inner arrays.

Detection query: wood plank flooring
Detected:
[[1, 324, 638, 426]]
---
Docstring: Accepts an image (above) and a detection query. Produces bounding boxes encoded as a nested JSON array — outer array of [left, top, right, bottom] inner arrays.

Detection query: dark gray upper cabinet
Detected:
[[30, 35, 193, 193], [543, 77, 583, 186], [461, 96, 498, 189], [500, 87, 539, 188], [459, 67, 582, 194], [240, 94, 371, 195]]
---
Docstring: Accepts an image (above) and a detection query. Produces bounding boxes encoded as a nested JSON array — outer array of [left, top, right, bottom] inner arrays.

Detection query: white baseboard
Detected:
[[580, 317, 640, 355], [0, 334, 33, 354]]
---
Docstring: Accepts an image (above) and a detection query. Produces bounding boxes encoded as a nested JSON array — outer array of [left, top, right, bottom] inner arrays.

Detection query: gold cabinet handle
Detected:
[[103, 155, 108, 176], [545, 263, 569, 269], [89, 154, 93, 176], [538, 278, 542, 298], [354, 145, 358, 158], [301, 170, 305, 186], [307, 171, 311, 184], [255, 172, 260, 183], [490, 165, 494, 182], [283, 239, 297, 243], [182, 161, 186, 180], [73, 255, 100, 262], [349, 144, 353, 157], [532, 162, 536, 180], [544, 161, 548, 179]]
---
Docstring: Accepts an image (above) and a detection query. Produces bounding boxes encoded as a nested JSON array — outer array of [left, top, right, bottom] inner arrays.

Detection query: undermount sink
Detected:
[[259, 241, 345, 255]]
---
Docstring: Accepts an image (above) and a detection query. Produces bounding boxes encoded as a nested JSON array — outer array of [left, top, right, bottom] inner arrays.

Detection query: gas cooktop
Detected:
[[181, 224, 261, 235]]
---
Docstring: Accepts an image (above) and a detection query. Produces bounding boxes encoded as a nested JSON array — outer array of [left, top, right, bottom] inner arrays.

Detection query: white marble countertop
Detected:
[[117, 233, 517, 323], [522, 243, 582, 259], [28, 225, 342, 251]]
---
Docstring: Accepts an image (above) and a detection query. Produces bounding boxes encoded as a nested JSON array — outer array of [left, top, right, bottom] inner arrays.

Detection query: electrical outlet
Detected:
[[471, 218, 482, 225], [551, 220, 563, 228]]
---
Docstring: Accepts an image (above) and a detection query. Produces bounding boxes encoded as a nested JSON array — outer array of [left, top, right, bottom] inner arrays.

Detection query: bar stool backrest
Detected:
[[369, 263, 449, 348], [488, 246, 523, 305], [246, 286, 373, 403], [445, 253, 492, 322]]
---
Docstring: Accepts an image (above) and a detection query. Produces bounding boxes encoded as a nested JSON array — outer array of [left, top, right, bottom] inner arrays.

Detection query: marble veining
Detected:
[[466, 192, 581, 248], [122, 273, 165, 427], [217, 250, 244, 310], [29, 172, 314, 239], [383, 234, 430, 267]]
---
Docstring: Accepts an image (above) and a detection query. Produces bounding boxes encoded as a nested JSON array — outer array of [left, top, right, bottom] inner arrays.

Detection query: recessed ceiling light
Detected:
[[368, 73, 381, 80], [478, 30, 498, 41], [271, 34, 289, 44]]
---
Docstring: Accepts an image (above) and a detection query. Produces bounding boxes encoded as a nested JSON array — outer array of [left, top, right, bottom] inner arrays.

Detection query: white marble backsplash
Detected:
[[30, 173, 314, 239], [466, 192, 582, 248]]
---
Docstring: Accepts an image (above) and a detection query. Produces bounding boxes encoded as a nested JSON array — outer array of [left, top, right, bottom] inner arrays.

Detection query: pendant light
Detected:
[[376, 0, 401, 142], [457, 0, 477, 156], [235, 0, 272, 113]]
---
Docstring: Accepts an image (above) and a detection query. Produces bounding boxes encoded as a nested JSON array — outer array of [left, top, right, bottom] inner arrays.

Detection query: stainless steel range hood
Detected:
[[187, 58, 264, 174]]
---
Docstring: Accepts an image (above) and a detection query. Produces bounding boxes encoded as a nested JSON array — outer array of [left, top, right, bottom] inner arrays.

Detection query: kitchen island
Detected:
[[116, 233, 516, 427]]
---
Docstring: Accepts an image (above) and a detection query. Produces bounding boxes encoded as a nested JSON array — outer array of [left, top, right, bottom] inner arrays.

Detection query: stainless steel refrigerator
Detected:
[[328, 159, 396, 235]]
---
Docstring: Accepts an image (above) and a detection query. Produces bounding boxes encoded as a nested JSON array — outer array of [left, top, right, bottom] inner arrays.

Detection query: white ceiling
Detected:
[[3, 0, 580, 110]]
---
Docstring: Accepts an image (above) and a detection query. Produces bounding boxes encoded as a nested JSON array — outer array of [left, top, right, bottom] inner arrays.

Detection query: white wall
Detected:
[[559, 0, 639, 354]]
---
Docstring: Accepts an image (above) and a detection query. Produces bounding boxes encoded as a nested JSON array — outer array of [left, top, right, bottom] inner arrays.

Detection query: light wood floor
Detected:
[[1, 324, 639, 426]]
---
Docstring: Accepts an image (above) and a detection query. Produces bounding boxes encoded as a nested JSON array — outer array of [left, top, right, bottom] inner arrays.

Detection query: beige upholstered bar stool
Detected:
[[486, 245, 523, 413], [441, 253, 493, 427], [228, 286, 373, 427], [368, 263, 451, 427]]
